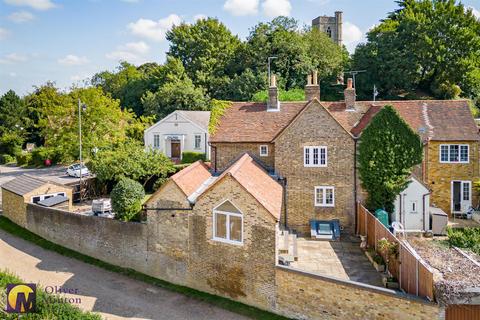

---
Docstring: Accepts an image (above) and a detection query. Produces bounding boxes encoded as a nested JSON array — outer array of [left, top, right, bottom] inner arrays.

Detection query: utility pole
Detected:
[[268, 56, 277, 84]]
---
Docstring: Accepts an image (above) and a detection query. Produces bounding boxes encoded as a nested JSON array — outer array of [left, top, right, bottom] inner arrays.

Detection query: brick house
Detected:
[[209, 73, 479, 234]]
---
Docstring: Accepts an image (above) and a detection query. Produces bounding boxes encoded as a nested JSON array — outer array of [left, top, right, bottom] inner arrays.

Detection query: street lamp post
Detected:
[[78, 99, 86, 201]]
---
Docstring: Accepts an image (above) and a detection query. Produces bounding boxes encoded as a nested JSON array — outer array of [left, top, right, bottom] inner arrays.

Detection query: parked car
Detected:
[[66, 163, 90, 178]]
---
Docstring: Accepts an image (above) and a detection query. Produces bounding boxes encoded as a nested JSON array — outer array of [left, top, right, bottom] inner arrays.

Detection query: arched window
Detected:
[[326, 26, 332, 38], [213, 200, 243, 244]]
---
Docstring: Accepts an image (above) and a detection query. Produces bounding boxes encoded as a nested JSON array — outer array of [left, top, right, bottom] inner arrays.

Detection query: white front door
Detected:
[[451, 181, 471, 213]]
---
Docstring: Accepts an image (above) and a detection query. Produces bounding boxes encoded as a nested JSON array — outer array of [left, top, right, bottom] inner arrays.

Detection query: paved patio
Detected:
[[289, 238, 384, 287]]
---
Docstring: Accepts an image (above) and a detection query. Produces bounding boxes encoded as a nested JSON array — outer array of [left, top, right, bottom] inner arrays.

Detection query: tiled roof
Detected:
[[209, 102, 307, 142], [210, 99, 478, 143], [351, 100, 479, 141], [215, 153, 282, 220], [177, 111, 211, 131], [1, 174, 60, 196], [171, 160, 212, 197]]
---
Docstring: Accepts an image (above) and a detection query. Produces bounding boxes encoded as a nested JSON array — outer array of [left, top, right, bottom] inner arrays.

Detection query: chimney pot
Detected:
[[305, 70, 320, 101], [270, 74, 277, 87], [268, 74, 279, 111], [347, 77, 353, 89]]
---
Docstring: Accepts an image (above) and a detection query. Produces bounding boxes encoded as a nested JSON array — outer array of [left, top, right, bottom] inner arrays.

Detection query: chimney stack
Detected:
[[305, 70, 320, 101], [268, 74, 280, 111], [344, 78, 356, 110]]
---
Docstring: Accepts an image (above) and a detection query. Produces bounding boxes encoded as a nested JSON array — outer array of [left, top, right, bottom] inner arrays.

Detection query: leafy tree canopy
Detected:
[[0, 90, 31, 155], [352, 0, 480, 102], [88, 140, 175, 186], [358, 105, 423, 212], [111, 178, 145, 221]]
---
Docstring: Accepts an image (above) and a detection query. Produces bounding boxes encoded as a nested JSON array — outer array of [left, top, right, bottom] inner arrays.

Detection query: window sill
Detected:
[[439, 161, 469, 164], [212, 237, 243, 246], [314, 204, 335, 208], [304, 165, 327, 168]]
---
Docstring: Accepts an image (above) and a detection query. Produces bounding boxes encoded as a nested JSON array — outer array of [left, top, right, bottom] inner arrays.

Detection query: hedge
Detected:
[[111, 178, 145, 221], [181, 151, 206, 164]]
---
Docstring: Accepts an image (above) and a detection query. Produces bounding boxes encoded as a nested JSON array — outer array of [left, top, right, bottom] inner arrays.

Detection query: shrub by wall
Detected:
[[181, 152, 206, 164], [15, 152, 32, 166], [111, 178, 145, 221]]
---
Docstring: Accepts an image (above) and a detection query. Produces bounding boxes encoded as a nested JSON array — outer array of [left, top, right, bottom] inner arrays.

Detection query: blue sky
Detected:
[[1, 0, 479, 96]]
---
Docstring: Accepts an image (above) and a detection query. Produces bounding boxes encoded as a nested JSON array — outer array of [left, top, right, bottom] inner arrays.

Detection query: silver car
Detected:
[[66, 163, 90, 178]]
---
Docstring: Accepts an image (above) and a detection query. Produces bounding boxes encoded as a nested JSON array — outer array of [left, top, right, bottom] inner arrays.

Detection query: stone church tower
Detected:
[[312, 11, 343, 47]]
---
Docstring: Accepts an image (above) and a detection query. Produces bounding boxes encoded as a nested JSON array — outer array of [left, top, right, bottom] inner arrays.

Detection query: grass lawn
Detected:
[[0, 270, 100, 319], [0, 216, 288, 320]]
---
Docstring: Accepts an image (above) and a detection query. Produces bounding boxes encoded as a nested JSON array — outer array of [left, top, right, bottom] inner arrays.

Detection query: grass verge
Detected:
[[0, 216, 288, 320], [0, 270, 100, 319]]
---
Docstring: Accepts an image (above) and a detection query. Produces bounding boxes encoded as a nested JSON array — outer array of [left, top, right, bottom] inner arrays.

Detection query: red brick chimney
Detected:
[[305, 70, 320, 101], [344, 78, 356, 110]]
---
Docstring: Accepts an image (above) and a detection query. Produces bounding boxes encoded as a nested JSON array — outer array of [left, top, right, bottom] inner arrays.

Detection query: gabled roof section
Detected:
[[1, 174, 68, 196], [209, 102, 308, 143], [170, 160, 212, 197], [198, 153, 283, 221], [145, 110, 210, 134], [176, 111, 211, 131], [351, 100, 479, 141]]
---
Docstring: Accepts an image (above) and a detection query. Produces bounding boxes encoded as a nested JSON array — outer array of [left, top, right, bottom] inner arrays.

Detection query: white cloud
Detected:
[[193, 14, 207, 21], [0, 53, 28, 64], [224, 0, 258, 16], [106, 41, 150, 64], [467, 6, 480, 19], [58, 54, 89, 66], [9, 72, 17, 77], [4, 0, 55, 10], [127, 14, 181, 42], [8, 11, 35, 23], [262, 0, 291, 17], [0, 28, 9, 40], [343, 21, 364, 52], [306, 0, 330, 4]]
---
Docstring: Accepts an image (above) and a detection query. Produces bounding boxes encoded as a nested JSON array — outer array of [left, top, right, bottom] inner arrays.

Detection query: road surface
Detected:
[[0, 229, 248, 320]]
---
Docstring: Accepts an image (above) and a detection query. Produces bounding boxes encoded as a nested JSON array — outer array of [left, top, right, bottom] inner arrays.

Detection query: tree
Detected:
[[352, 0, 480, 101], [141, 56, 209, 119], [26, 84, 140, 163], [166, 18, 241, 97], [0, 90, 30, 155], [111, 178, 145, 221], [88, 140, 175, 186], [358, 105, 423, 212]]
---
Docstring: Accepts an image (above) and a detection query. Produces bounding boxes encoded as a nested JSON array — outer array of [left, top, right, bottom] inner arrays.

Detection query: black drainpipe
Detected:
[[354, 137, 358, 233], [279, 177, 288, 229]]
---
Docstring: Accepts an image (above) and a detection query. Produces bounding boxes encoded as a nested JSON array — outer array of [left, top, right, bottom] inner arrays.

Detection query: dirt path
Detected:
[[0, 229, 248, 320]]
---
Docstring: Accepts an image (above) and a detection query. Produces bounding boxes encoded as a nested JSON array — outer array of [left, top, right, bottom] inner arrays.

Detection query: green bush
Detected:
[[0, 270, 101, 319], [0, 154, 15, 164], [111, 178, 145, 221], [181, 151, 206, 164], [447, 227, 480, 255], [15, 152, 32, 166]]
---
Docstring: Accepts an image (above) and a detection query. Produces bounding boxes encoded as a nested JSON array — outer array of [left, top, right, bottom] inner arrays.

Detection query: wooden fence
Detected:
[[356, 202, 435, 301]]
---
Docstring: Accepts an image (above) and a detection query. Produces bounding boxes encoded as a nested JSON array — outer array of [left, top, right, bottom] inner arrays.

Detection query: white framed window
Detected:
[[304, 146, 327, 167], [259, 145, 268, 157], [153, 134, 160, 149], [213, 200, 243, 245], [314, 186, 335, 207], [194, 134, 201, 149], [440, 144, 469, 163]]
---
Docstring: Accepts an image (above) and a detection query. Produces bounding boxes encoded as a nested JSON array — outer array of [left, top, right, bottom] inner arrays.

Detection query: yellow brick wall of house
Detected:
[[146, 180, 191, 209], [275, 101, 356, 235], [211, 143, 275, 172], [188, 174, 277, 310], [275, 267, 440, 320], [2, 189, 27, 227], [426, 141, 479, 215]]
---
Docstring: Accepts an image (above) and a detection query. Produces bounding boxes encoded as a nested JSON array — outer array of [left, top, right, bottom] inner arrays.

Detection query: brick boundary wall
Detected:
[[22, 204, 441, 319], [275, 265, 441, 320]]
